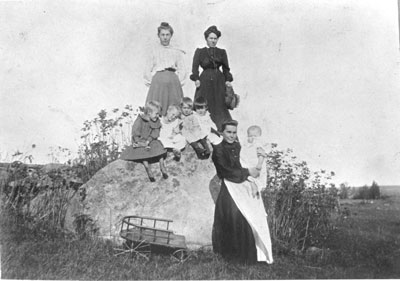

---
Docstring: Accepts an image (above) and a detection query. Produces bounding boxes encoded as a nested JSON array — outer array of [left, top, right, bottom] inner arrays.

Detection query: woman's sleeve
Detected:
[[208, 117, 218, 132], [212, 145, 249, 183], [176, 50, 187, 85], [131, 117, 142, 143], [221, 49, 233, 82], [144, 49, 155, 85], [190, 48, 201, 81]]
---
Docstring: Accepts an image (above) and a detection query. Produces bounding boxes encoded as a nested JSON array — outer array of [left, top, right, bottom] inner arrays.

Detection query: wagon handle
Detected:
[[121, 215, 173, 223]]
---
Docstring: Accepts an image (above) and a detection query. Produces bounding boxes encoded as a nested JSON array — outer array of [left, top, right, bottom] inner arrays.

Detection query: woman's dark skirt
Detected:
[[195, 69, 232, 131], [212, 182, 257, 264], [146, 71, 183, 116]]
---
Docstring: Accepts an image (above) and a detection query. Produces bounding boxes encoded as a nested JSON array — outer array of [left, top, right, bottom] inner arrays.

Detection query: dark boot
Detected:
[[190, 141, 207, 159], [199, 138, 211, 159]]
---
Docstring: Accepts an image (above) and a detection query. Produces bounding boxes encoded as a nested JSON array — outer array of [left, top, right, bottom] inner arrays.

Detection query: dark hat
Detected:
[[204, 25, 221, 39]]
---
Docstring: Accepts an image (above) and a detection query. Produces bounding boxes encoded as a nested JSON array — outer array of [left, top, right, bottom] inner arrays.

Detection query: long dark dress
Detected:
[[190, 47, 233, 131], [120, 115, 166, 161], [211, 140, 257, 264]]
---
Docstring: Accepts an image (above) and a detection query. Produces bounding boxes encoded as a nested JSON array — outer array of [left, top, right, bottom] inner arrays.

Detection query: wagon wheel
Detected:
[[171, 249, 190, 263], [114, 240, 151, 262]]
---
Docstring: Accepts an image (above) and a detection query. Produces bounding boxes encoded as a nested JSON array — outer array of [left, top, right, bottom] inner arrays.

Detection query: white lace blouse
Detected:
[[143, 43, 187, 86]]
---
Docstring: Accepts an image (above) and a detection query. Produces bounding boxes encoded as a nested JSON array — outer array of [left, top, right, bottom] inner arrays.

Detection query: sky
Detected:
[[1, 0, 399, 186]]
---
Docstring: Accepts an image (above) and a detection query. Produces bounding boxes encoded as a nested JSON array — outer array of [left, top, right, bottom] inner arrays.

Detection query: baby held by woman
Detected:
[[241, 125, 270, 196]]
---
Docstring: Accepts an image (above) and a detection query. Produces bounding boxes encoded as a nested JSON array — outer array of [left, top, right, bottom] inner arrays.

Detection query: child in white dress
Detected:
[[159, 104, 186, 161], [240, 125, 270, 191], [181, 97, 213, 159], [193, 97, 222, 147]]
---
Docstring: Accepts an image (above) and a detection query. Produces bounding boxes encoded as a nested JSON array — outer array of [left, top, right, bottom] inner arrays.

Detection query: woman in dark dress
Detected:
[[211, 120, 260, 264], [190, 26, 233, 131]]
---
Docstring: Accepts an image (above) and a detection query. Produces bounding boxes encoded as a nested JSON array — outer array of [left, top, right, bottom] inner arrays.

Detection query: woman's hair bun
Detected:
[[204, 25, 221, 39], [158, 22, 174, 35]]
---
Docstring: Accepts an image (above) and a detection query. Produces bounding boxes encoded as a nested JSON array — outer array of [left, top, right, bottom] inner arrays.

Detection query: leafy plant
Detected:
[[262, 145, 339, 251], [76, 105, 139, 181]]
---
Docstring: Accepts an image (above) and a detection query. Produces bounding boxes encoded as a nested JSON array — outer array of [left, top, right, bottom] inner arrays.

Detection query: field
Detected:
[[1, 186, 400, 279]]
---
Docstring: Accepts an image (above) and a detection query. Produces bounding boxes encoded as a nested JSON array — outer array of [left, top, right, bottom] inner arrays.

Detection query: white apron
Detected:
[[224, 176, 273, 264]]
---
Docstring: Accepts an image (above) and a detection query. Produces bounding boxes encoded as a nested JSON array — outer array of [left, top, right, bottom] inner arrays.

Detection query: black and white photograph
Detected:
[[1, 0, 399, 279]]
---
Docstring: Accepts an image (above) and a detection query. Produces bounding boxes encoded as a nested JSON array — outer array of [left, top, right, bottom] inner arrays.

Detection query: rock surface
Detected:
[[66, 147, 219, 248]]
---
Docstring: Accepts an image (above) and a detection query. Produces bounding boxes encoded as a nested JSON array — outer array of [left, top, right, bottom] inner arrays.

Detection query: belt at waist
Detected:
[[162, 67, 176, 72], [202, 67, 221, 71]]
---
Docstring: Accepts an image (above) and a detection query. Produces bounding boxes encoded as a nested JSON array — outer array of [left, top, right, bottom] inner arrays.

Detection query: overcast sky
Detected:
[[1, 0, 399, 186]]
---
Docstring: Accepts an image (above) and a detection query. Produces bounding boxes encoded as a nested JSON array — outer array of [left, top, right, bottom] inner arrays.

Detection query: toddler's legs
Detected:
[[172, 148, 181, 161], [159, 157, 168, 179], [143, 160, 155, 182], [190, 140, 207, 159], [199, 138, 211, 159]]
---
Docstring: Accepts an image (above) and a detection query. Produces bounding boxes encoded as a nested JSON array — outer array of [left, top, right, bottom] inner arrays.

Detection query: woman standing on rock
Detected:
[[144, 22, 186, 116], [190, 25, 233, 131]]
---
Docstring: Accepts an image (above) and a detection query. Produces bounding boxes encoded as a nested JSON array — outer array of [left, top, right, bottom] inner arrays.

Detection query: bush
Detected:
[[262, 145, 339, 251], [77, 106, 138, 181], [353, 181, 380, 200], [370, 181, 380, 199], [339, 183, 351, 199], [2, 161, 82, 230]]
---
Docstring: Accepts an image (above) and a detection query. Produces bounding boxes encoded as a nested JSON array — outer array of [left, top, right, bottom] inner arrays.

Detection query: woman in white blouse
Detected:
[[144, 22, 186, 116]]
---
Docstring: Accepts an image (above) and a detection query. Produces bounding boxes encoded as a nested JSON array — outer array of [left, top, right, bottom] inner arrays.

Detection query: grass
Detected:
[[1, 187, 400, 279]]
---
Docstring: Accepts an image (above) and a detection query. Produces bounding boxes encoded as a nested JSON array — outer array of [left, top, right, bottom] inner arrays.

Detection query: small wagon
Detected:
[[115, 215, 189, 262]]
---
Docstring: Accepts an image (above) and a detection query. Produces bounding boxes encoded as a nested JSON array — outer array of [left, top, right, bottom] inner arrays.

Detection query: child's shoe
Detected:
[[173, 149, 181, 161], [201, 151, 211, 159]]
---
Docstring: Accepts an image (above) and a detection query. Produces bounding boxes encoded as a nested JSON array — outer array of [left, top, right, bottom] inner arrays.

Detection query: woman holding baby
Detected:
[[211, 120, 273, 264]]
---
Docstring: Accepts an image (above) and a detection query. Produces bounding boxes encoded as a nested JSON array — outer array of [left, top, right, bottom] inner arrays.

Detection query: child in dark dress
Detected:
[[120, 101, 167, 182]]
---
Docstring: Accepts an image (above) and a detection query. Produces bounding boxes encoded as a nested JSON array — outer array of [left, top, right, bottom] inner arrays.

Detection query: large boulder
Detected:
[[65, 147, 218, 248]]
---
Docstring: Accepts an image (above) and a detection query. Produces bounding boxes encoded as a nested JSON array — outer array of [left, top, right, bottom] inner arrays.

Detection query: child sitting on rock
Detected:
[[180, 97, 211, 159], [193, 97, 222, 146], [159, 104, 187, 162], [120, 100, 167, 182]]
